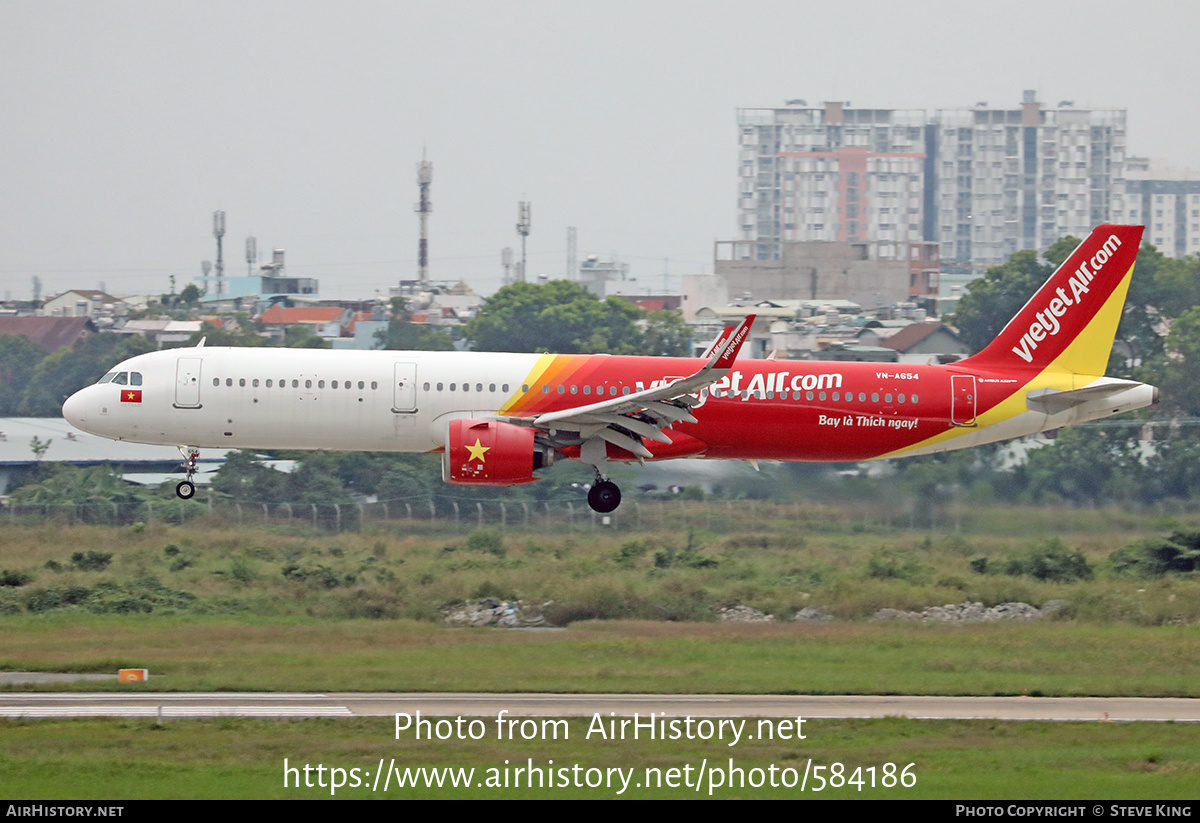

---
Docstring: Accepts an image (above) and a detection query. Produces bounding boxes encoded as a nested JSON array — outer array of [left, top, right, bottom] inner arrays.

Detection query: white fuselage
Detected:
[[63, 347, 540, 453]]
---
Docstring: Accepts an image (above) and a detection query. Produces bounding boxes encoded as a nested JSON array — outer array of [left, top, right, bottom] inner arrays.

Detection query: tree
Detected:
[[464, 280, 679, 355], [1158, 305, 1200, 416], [283, 325, 331, 349], [640, 309, 691, 357], [179, 284, 201, 306], [19, 333, 154, 416], [1019, 427, 1143, 505], [1107, 243, 1170, 378], [184, 320, 266, 348], [0, 335, 46, 415], [376, 297, 455, 351], [948, 248, 1057, 353]]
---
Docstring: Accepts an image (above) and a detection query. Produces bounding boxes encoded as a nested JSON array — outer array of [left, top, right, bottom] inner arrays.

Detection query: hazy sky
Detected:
[[2, 0, 1198, 301]]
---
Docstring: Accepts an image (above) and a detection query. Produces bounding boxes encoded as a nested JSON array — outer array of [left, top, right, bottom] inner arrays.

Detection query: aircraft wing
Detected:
[[507, 315, 754, 458]]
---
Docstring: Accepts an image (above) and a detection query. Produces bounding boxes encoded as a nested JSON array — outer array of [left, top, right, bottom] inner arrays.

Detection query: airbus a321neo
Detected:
[[63, 224, 1157, 513]]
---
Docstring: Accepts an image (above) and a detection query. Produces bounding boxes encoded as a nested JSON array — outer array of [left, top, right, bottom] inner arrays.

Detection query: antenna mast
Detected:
[[212, 210, 226, 295], [516, 201, 531, 283], [416, 150, 433, 285]]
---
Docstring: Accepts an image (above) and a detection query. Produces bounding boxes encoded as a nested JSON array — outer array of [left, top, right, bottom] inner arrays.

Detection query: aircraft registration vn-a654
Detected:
[[63, 225, 1157, 513]]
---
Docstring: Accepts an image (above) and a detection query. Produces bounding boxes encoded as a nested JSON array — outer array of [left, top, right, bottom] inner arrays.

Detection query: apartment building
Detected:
[[738, 92, 1128, 273]]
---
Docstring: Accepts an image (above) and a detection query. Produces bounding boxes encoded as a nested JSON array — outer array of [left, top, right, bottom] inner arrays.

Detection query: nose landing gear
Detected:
[[175, 446, 199, 500]]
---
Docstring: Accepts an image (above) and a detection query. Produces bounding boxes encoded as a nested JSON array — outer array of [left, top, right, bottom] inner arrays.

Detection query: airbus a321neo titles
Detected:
[[63, 225, 1157, 513]]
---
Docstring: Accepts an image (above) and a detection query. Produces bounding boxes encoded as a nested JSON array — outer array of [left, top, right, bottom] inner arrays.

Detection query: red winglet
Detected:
[[702, 325, 735, 359], [713, 315, 754, 370]]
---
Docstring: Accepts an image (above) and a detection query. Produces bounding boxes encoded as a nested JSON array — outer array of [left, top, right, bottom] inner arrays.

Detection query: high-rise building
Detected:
[[932, 91, 1125, 270], [1122, 157, 1200, 258], [737, 102, 928, 261], [737, 92, 1129, 272]]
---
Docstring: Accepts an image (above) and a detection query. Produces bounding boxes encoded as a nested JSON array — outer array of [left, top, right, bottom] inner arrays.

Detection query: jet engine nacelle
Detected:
[[442, 418, 551, 485]]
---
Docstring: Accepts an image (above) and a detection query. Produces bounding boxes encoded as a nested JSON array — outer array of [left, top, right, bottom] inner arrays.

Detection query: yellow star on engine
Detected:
[[466, 438, 490, 462]]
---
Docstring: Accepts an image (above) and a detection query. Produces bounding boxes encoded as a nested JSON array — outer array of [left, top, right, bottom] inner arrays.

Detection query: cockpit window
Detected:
[[98, 372, 117, 384], [130, 372, 143, 386], [112, 372, 129, 385]]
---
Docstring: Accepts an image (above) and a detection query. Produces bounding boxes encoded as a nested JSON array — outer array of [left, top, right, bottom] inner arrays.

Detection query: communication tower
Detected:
[[245, 236, 257, 276], [416, 151, 433, 285], [212, 211, 226, 295], [516, 201, 531, 282]]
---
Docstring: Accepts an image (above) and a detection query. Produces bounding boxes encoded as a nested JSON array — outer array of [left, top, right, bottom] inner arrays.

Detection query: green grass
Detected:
[[1, 716, 1197, 799], [2, 510, 1199, 626], [1, 617, 1198, 696]]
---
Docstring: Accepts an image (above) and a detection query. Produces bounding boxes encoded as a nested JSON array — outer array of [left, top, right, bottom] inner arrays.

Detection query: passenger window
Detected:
[[462, 383, 469, 392], [570, 385, 577, 394], [871, 392, 879, 403], [542, 385, 550, 393], [371, 382, 378, 390], [423, 382, 430, 391], [358, 381, 365, 390], [557, 386, 565, 394], [819, 392, 826, 401], [113, 372, 128, 385], [266, 380, 273, 388], [450, 383, 456, 391], [130, 372, 142, 386], [437, 383, 444, 391], [884, 393, 892, 403], [476, 383, 482, 392], [240, 379, 246, 387], [806, 391, 813, 401], [227, 378, 233, 387], [912, 394, 919, 403], [489, 383, 496, 392], [212, 378, 219, 387], [332, 381, 339, 389], [583, 386, 591, 395], [253, 379, 260, 388], [292, 380, 299, 388], [858, 393, 866, 402], [305, 380, 312, 389], [622, 387, 630, 395], [898, 394, 905, 403], [318, 380, 325, 389], [502, 384, 509, 392], [832, 392, 839, 401]]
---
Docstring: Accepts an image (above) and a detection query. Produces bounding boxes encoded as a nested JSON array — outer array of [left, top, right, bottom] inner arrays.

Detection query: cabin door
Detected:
[[175, 357, 203, 408], [392, 362, 417, 413], [951, 374, 977, 427]]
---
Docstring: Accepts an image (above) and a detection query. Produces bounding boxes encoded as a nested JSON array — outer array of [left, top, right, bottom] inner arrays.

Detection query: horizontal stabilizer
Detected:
[[1025, 381, 1142, 415]]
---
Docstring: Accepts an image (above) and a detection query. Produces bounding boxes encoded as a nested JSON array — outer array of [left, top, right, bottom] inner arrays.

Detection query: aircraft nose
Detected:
[[62, 390, 87, 429]]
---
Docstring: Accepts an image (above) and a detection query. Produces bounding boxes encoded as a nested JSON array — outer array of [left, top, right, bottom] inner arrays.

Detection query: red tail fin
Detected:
[[964, 225, 1142, 375]]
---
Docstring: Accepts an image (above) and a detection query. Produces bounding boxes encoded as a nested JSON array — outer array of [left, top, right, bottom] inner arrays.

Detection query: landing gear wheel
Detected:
[[587, 480, 621, 513], [175, 480, 195, 500]]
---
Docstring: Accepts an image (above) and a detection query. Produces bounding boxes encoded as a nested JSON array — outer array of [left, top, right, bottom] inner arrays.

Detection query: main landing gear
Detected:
[[175, 446, 199, 500], [580, 435, 622, 513], [587, 478, 621, 513]]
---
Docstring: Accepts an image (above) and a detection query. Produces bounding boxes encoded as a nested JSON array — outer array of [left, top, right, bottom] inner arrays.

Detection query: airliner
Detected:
[[62, 225, 1156, 512]]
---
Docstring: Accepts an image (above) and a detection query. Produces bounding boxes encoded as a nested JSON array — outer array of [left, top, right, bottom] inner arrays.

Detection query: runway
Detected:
[[2, 692, 1199, 721]]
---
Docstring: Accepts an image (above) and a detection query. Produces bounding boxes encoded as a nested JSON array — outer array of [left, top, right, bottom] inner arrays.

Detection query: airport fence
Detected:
[[1, 494, 928, 535], [3, 492, 1177, 536]]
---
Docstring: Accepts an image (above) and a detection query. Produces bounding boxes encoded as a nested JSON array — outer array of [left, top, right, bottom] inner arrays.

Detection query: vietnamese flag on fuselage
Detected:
[[120, 389, 142, 403]]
